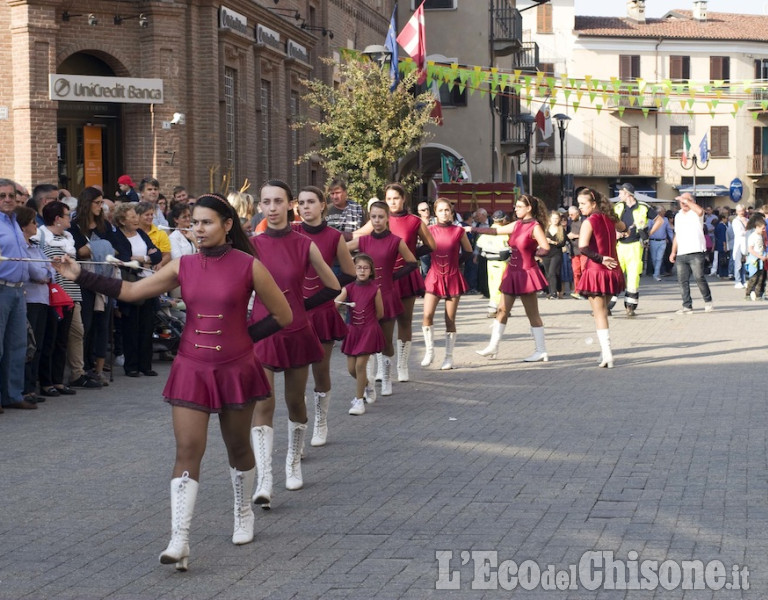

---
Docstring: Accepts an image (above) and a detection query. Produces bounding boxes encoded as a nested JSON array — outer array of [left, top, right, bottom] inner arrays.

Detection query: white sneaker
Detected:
[[113, 354, 125, 367], [348, 398, 366, 416], [364, 385, 376, 404], [734, 282, 745, 289], [750, 291, 757, 301], [675, 307, 693, 314], [704, 302, 714, 312]]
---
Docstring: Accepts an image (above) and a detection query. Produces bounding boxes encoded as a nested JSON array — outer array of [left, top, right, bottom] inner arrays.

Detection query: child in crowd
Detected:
[[338, 254, 384, 416], [745, 213, 767, 301]]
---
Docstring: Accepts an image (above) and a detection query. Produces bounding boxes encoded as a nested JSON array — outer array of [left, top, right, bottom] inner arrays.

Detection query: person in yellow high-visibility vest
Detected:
[[611, 183, 663, 317]]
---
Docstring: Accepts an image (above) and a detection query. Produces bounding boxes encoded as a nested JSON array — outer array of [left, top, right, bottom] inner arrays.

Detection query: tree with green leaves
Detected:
[[297, 56, 436, 204]]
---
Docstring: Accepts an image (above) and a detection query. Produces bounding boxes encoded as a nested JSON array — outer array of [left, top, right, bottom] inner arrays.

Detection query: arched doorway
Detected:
[[397, 144, 472, 204], [56, 52, 123, 196]]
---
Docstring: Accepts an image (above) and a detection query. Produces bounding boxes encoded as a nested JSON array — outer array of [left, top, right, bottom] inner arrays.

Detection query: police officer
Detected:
[[611, 183, 663, 317]]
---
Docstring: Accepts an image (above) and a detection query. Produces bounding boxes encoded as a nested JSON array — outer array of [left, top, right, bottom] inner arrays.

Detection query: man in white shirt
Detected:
[[669, 192, 713, 314]]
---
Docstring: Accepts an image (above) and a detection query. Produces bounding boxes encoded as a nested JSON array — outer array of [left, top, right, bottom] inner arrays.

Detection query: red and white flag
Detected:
[[534, 100, 553, 138], [397, 1, 427, 84]]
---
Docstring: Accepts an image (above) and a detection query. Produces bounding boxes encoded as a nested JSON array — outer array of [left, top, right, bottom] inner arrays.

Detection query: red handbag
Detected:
[[48, 282, 74, 319]]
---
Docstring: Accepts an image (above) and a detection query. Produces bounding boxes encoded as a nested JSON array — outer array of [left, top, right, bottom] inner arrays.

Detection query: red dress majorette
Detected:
[[425, 223, 468, 298], [358, 231, 403, 320], [340, 281, 385, 356], [163, 248, 271, 412], [390, 212, 425, 299], [249, 227, 324, 370], [499, 219, 548, 296], [577, 212, 626, 297], [293, 221, 347, 343]]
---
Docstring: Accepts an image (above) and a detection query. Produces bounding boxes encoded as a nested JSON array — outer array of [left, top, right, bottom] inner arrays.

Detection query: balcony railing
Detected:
[[748, 88, 768, 111], [491, 1, 522, 57], [747, 155, 768, 175], [513, 41, 539, 72], [538, 154, 665, 177], [606, 94, 659, 111]]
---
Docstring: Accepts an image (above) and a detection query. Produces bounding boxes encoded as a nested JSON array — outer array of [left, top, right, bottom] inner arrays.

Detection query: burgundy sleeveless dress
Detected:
[[390, 212, 425, 299], [340, 281, 385, 356], [358, 231, 403, 320], [294, 221, 347, 343], [163, 248, 271, 413], [424, 223, 468, 298], [577, 212, 626, 297], [499, 219, 548, 296], [249, 227, 324, 370]]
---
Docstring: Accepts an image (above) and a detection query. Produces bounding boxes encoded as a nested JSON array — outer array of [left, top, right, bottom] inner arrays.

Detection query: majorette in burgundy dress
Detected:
[[424, 223, 468, 298], [163, 247, 271, 413], [358, 231, 403, 320], [390, 212, 426, 299], [250, 227, 324, 370], [340, 281, 385, 357], [577, 212, 626, 297], [499, 219, 549, 296], [293, 221, 347, 343]]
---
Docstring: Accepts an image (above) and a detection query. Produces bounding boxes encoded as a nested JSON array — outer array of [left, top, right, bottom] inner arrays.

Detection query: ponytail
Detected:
[[195, 194, 255, 256]]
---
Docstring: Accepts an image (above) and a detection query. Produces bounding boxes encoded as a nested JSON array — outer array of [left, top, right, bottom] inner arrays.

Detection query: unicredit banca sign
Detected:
[[49, 74, 164, 104]]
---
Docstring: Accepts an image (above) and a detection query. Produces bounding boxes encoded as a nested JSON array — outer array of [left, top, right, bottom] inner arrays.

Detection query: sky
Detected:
[[573, 0, 768, 17]]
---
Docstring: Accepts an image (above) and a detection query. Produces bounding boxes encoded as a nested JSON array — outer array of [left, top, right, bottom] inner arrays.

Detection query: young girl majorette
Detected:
[[354, 184, 434, 382], [250, 180, 340, 505], [421, 197, 473, 370], [53, 194, 292, 570], [469, 195, 551, 361], [338, 253, 385, 415], [346, 201, 418, 396], [294, 186, 356, 446], [576, 188, 626, 368]]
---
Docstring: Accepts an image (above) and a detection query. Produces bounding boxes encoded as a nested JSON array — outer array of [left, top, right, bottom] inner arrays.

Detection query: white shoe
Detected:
[[704, 302, 714, 312], [735, 282, 745, 289], [440, 332, 456, 370], [750, 291, 757, 301], [374, 353, 384, 381], [230, 467, 255, 545], [310, 391, 330, 447], [113, 354, 125, 367], [675, 307, 693, 314], [348, 397, 366, 415], [364, 383, 376, 404]]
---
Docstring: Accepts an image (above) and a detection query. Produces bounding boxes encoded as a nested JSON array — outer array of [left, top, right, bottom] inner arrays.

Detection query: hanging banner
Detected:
[[83, 125, 103, 189]]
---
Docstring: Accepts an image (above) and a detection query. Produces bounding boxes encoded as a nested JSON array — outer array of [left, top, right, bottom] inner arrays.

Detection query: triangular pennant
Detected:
[[762, 100, 768, 111], [642, 107, 650, 118], [589, 91, 597, 103], [617, 106, 626, 117], [686, 98, 695, 108], [753, 111, 760, 120], [549, 96, 557, 109], [636, 78, 646, 93], [711, 99, 719, 108], [575, 89, 584, 102], [546, 76, 556, 91], [513, 70, 522, 81], [563, 89, 572, 101], [595, 104, 602, 115], [629, 95, 639, 107], [572, 101, 580, 112]]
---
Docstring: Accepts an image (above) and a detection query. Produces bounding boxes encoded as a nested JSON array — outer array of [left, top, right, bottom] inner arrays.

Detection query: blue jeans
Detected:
[[675, 252, 712, 309], [0, 285, 27, 405], [649, 239, 667, 279]]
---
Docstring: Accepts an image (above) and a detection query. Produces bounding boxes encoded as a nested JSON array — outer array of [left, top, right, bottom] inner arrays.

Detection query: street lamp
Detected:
[[553, 113, 571, 207], [676, 144, 709, 199]]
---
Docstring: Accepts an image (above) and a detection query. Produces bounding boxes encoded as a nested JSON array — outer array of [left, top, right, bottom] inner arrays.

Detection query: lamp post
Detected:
[[553, 113, 571, 207], [677, 145, 709, 199]]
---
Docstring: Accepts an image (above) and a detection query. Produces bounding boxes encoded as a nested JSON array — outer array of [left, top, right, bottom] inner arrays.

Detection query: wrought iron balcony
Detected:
[[513, 41, 539, 72], [747, 155, 768, 175], [748, 87, 768, 112], [536, 154, 665, 177], [491, 0, 522, 57]]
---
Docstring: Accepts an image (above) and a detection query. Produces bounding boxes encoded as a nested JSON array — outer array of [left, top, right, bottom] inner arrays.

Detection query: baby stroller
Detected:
[[153, 297, 184, 357]]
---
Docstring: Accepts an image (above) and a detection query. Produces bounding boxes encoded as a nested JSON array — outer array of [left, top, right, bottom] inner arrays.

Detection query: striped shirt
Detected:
[[40, 229, 82, 302]]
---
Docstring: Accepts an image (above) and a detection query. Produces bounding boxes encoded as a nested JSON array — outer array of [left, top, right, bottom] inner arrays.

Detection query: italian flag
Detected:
[[681, 131, 691, 167]]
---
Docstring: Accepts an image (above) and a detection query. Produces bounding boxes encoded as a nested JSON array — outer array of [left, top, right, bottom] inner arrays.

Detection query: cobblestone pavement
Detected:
[[0, 275, 765, 599]]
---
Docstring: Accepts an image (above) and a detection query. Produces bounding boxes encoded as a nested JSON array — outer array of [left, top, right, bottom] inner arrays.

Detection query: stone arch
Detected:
[[55, 46, 133, 77]]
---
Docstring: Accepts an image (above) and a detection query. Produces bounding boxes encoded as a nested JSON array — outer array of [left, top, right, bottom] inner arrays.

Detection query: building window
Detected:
[[619, 126, 639, 175], [710, 126, 728, 157], [417, 0, 456, 8], [537, 3, 553, 33], [670, 126, 688, 158], [439, 79, 467, 107], [710, 56, 730, 81], [224, 67, 238, 187], [619, 55, 640, 81], [670, 56, 690, 81], [290, 91, 300, 192], [260, 80, 272, 183]]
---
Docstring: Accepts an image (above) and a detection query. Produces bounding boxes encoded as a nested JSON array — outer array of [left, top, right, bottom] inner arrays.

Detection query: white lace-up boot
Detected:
[[250, 426, 273, 509], [285, 420, 307, 490], [380, 356, 393, 396], [159, 471, 198, 571], [310, 391, 330, 447], [396, 340, 411, 382], [374, 353, 384, 381], [229, 467, 255, 545]]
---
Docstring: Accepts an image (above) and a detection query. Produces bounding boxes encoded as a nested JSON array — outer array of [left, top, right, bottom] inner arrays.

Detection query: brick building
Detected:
[[1, 0, 393, 198]]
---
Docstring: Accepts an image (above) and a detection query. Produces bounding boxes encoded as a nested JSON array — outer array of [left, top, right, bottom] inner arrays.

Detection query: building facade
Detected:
[[1, 0, 393, 198]]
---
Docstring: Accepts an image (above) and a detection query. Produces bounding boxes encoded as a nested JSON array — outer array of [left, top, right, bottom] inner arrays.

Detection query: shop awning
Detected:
[[675, 184, 730, 197]]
